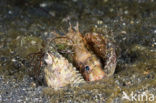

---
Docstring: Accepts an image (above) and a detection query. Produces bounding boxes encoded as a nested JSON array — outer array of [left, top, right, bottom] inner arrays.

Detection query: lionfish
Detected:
[[30, 24, 117, 90], [52, 24, 106, 81]]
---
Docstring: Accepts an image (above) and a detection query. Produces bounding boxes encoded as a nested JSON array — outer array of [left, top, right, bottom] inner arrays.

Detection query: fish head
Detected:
[[81, 60, 105, 81]]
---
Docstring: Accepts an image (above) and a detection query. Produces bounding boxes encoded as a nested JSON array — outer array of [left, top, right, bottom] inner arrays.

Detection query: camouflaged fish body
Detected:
[[43, 46, 85, 90], [84, 32, 117, 77], [51, 26, 106, 81]]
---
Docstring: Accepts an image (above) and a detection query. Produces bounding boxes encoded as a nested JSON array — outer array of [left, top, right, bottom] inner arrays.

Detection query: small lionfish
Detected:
[[40, 23, 117, 90], [52, 24, 106, 81]]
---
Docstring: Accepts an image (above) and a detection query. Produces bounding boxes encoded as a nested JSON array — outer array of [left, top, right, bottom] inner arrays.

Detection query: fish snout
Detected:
[[95, 72, 105, 80], [89, 70, 105, 81]]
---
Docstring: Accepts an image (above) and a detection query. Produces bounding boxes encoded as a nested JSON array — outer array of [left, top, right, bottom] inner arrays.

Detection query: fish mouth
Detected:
[[89, 73, 105, 81], [84, 69, 105, 81]]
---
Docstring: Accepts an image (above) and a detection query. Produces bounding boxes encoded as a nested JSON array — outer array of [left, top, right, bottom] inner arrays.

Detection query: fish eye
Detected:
[[85, 66, 90, 71]]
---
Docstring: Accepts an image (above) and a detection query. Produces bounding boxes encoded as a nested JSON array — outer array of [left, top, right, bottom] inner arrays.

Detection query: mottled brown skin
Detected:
[[52, 24, 116, 81], [64, 26, 106, 81], [84, 32, 117, 76], [84, 33, 107, 60]]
